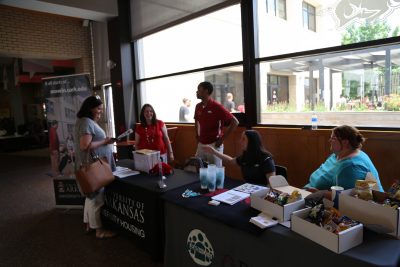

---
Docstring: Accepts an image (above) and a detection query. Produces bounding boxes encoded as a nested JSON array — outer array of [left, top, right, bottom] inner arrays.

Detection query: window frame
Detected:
[[130, 0, 400, 130], [302, 1, 316, 32], [266, 0, 286, 20]]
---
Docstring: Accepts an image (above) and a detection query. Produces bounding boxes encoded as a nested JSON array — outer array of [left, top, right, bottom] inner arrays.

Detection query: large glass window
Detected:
[[136, 5, 242, 79], [138, 66, 244, 123], [257, 0, 400, 58], [256, 0, 400, 128], [258, 45, 400, 127], [135, 4, 244, 123]]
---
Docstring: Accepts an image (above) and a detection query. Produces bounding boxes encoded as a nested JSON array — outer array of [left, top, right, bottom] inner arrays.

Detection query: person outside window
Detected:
[[135, 103, 174, 163], [272, 90, 277, 104], [179, 98, 191, 122], [224, 92, 236, 112], [74, 95, 117, 239], [194, 81, 238, 167], [202, 129, 275, 185]]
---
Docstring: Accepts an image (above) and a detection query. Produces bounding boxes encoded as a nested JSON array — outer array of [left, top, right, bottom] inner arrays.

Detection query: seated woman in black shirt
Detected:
[[201, 129, 276, 185]]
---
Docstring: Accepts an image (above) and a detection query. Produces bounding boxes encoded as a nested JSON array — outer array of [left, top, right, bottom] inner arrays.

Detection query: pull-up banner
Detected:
[[42, 73, 92, 208]]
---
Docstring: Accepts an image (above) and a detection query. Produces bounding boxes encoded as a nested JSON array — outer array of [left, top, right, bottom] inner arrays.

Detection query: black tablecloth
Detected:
[[162, 178, 400, 267], [162, 178, 264, 235], [101, 169, 198, 260]]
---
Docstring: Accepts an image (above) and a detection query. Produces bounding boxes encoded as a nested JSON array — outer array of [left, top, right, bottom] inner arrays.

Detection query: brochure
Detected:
[[211, 190, 250, 205], [233, 183, 268, 194], [113, 128, 133, 141], [211, 183, 267, 205]]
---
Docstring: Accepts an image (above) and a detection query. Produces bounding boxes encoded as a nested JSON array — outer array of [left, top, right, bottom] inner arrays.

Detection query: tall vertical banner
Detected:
[[42, 73, 92, 207]]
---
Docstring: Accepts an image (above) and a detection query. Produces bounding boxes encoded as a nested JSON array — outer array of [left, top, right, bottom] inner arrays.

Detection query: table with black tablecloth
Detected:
[[162, 178, 400, 267], [101, 169, 198, 260]]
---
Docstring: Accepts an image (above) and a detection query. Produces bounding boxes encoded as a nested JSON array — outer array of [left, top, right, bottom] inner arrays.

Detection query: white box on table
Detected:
[[133, 149, 159, 173], [250, 175, 311, 222], [291, 207, 363, 254], [339, 189, 400, 238]]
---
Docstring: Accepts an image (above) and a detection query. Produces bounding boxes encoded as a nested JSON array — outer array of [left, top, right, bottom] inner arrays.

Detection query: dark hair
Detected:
[[76, 95, 103, 119], [139, 104, 157, 127], [333, 125, 365, 150], [198, 81, 214, 95], [241, 130, 272, 164]]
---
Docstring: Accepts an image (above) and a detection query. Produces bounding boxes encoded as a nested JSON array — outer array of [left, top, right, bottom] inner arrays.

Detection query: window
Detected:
[[133, 0, 400, 128], [135, 5, 244, 123], [136, 5, 242, 79], [266, 74, 289, 106], [138, 66, 244, 123], [256, 0, 400, 128], [266, 0, 286, 20], [302, 2, 316, 32], [258, 44, 400, 127], [258, 0, 400, 58]]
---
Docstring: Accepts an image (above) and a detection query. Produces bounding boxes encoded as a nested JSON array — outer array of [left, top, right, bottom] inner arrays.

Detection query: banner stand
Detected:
[[42, 73, 92, 208]]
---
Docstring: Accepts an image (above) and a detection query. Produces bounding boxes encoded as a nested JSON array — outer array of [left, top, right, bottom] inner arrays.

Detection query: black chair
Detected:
[[183, 157, 207, 173], [275, 165, 288, 180]]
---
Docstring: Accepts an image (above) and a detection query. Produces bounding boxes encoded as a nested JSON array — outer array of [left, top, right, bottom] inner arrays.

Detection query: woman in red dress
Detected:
[[135, 104, 174, 162]]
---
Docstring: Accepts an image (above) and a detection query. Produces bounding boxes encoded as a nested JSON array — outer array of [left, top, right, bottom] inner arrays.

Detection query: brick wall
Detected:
[[0, 5, 93, 83]]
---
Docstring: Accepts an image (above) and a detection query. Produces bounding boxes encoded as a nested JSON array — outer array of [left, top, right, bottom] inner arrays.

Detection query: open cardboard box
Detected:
[[250, 175, 311, 222], [291, 207, 363, 254], [339, 189, 400, 238], [133, 149, 159, 173]]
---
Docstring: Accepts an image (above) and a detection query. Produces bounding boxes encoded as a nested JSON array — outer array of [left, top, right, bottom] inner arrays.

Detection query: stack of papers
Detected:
[[113, 166, 140, 178]]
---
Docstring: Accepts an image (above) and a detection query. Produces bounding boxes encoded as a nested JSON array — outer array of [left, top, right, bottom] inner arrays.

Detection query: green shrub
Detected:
[[384, 94, 400, 111]]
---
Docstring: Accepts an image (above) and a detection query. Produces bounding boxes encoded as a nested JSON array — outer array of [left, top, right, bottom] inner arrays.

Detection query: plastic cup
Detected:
[[207, 164, 216, 192], [199, 167, 208, 189], [331, 185, 344, 201], [216, 166, 225, 189], [331, 185, 344, 208]]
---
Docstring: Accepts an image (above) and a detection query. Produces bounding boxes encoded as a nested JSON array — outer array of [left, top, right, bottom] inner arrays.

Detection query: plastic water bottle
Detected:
[[311, 113, 318, 130]]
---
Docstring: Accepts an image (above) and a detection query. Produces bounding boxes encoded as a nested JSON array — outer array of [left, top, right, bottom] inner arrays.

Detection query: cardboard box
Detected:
[[250, 175, 311, 222], [291, 207, 363, 254], [133, 149, 159, 173], [339, 189, 400, 238]]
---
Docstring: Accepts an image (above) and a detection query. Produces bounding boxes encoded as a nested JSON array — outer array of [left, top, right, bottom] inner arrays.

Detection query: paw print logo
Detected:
[[187, 229, 214, 266]]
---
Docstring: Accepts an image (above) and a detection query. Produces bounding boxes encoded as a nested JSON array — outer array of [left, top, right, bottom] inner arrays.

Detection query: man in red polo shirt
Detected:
[[194, 81, 238, 167]]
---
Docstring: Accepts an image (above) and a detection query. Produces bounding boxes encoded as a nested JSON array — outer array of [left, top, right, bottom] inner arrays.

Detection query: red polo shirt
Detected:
[[194, 99, 234, 144]]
